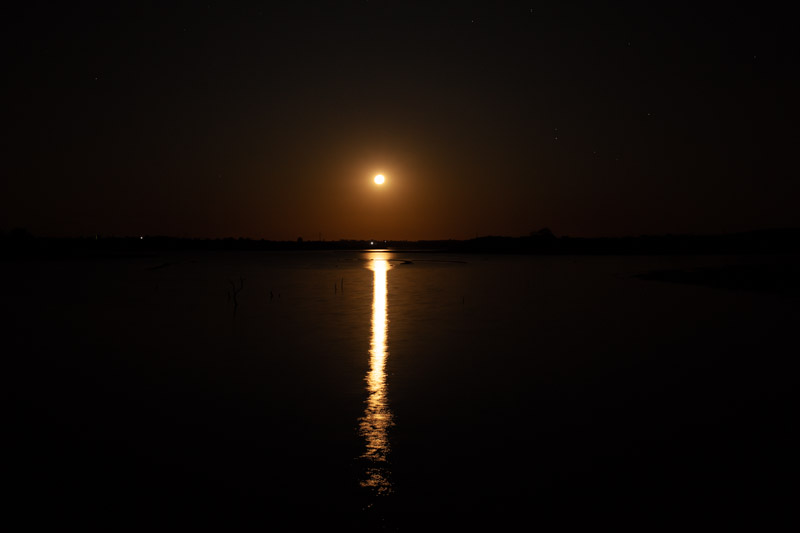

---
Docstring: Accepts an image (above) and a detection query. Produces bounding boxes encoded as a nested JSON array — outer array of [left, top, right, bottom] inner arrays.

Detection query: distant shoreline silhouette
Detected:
[[2, 227, 799, 258]]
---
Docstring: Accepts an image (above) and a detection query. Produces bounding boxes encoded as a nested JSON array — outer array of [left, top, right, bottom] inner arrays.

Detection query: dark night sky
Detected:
[[3, 2, 797, 240]]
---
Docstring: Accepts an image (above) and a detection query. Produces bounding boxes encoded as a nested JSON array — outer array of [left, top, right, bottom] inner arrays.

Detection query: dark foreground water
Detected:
[[4, 251, 796, 529]]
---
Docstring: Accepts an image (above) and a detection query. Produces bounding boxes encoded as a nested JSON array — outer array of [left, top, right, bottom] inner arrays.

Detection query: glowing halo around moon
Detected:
[[374, 174, 385, 185]]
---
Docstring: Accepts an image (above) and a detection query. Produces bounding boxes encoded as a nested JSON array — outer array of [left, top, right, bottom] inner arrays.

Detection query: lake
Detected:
[[4, 251, 795, 529]]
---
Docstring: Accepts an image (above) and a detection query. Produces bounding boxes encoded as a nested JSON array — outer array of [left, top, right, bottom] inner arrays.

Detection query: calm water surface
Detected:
[[5, 251, 796, 528]]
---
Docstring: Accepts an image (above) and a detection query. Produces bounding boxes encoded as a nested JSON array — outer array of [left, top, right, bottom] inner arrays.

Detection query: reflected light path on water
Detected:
[[359, 256, 393, 494]]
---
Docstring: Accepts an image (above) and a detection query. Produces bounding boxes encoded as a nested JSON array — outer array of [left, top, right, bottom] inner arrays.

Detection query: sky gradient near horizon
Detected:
[[3, 2, 797, 240]]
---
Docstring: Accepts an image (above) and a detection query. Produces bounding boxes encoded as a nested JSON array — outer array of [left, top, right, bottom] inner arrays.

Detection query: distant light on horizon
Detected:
[[374, 174, 385, 185]]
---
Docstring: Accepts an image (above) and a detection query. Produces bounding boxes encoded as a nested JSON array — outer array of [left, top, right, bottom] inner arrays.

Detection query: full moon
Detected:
[[374, 174, 385, 185]]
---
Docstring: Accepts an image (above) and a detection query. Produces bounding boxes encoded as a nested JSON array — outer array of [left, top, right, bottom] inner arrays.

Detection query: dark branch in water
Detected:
[[229, 278, 244, 313]]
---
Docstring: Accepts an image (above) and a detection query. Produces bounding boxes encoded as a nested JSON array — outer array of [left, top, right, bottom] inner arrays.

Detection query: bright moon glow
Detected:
[[374, 174, 385, 185]]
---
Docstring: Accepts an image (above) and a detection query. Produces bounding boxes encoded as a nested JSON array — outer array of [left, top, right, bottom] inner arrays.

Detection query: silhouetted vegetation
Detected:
[[636, 263, 800, 296]]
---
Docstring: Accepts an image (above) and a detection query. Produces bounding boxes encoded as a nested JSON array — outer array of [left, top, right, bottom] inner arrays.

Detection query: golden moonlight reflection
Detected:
[[359, 257, 393, 493]]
